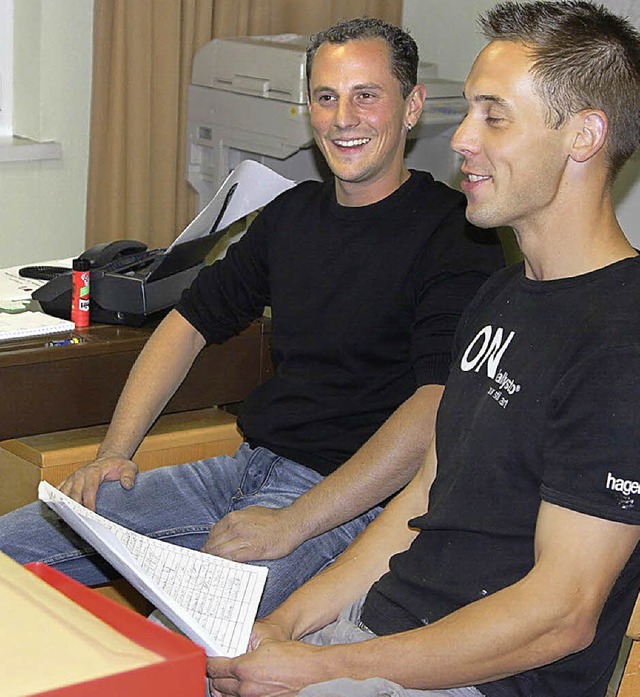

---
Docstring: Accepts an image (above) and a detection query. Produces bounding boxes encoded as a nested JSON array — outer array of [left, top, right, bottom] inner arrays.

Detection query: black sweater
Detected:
[[177, 171, 503, 475]]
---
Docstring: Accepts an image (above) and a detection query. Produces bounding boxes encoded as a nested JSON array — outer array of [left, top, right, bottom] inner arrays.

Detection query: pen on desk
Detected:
[[46, 337, 87, 347]]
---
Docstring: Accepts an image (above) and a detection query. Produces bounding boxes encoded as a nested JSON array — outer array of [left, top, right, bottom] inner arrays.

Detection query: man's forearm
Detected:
[[287, 505, 640, 691], [266, 449, 437, 641], [98, 310, 206, 459], [285, 384, 444, 541], [321, 577, 577, 690]]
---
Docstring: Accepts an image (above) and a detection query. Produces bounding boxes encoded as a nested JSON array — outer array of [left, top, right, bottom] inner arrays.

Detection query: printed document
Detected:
[[38, 481, 267, 657]]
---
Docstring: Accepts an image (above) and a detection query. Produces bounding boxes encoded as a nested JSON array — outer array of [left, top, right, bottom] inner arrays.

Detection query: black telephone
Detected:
[[32, 233, 222, 326], [20, 240, 159, 281]]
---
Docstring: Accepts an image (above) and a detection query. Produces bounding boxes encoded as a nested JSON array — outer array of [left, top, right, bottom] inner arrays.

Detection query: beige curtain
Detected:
[[85, 0, 402, 249]]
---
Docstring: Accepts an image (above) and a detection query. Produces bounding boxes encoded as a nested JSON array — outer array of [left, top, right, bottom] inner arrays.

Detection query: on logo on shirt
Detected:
[[460, 325, 515, 379]]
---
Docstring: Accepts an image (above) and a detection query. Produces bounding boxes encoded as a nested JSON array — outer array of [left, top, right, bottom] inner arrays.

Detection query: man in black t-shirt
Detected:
[[0, 18, 502, 617], [207, 3, 640, 696]]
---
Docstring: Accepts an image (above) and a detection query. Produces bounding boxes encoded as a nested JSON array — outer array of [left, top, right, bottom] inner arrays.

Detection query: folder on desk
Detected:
[[1, 555, 205, 697]]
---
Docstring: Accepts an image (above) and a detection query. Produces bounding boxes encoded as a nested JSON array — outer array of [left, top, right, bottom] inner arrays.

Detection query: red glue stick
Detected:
[[71, 258, 91, 328]]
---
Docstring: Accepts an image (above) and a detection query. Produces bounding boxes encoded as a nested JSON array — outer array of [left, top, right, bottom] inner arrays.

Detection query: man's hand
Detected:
[[247, 616, 292, 650], [58, 455, 138, 510], [202, 506, 306, 562], [207, 639, 327, 697]]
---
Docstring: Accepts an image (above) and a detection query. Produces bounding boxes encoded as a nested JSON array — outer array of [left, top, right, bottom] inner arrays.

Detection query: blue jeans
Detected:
[[0, 443, 380, 616]]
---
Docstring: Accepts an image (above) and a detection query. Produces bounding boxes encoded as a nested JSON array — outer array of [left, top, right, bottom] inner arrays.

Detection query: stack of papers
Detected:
[[0, 311, 75, 341], [39, 482, 267, 657]]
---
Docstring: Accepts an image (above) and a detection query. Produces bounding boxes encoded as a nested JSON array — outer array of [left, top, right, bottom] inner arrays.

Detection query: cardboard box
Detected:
[[16, 561, 206, 696], [0, 407, 241, 515]]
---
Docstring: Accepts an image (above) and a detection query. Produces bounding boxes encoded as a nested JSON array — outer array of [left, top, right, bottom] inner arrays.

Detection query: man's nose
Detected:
[[450, 115, 476, 156], [335, 98, 359, 128]]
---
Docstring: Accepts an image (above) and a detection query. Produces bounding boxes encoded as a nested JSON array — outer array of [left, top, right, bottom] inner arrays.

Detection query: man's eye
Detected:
[[317, 94, 335, 103], [486, 116, 504, 124]]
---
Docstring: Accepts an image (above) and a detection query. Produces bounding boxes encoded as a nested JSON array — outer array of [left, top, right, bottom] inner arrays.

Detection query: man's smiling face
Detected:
[[451, 40, 570, 231], [308, 37, 418, 205]]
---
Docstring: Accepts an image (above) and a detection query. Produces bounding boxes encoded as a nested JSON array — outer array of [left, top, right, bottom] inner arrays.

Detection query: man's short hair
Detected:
[[305, 17, 419, 99], [480, 1, 640, 180]]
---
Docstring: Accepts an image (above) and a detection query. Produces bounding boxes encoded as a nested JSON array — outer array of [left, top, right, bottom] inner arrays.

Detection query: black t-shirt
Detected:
[[177, 171, 503, 476], [362, 258, 640, 696]]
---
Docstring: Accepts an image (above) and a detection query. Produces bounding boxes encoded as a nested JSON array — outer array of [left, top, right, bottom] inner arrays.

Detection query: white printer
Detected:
[[187, 34, 466, 211]]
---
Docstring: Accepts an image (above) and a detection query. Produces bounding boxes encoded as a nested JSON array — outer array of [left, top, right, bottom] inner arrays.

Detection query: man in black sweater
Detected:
[[0, 18, 502, 615]]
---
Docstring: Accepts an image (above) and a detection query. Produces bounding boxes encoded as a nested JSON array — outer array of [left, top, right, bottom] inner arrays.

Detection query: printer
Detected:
[[187, 34, 467, 212]]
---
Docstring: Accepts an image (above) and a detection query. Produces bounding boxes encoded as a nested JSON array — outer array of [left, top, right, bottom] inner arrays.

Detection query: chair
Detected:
[[608, 592, 640, 696]]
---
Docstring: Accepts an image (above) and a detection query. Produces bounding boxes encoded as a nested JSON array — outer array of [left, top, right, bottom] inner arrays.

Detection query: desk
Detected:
[[0, 318, 273, 441]]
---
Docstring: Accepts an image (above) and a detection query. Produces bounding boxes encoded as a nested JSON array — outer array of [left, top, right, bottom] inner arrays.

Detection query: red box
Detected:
[[24, 563, 206, 696]]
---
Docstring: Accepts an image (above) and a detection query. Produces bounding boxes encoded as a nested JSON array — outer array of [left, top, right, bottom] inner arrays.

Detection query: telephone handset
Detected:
[[20, 240, 160, 281], [79, 240, 148, 268]]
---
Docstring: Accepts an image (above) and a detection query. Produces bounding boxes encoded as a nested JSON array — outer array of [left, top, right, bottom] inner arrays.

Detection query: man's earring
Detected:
[[406, 122, 413, 131]]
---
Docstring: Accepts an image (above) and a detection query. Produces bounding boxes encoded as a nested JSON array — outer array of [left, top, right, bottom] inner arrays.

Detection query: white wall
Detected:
[[602, 0, 640, 246], [402, 0, 640, 248], [0, 0, 13, 136], [0, 0, 93, 268], [403, 0, 499, 82]]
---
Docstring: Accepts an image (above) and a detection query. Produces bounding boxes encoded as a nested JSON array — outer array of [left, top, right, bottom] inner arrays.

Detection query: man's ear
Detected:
[[404, 83, 427, 130], [569, 109, 608, 163]]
